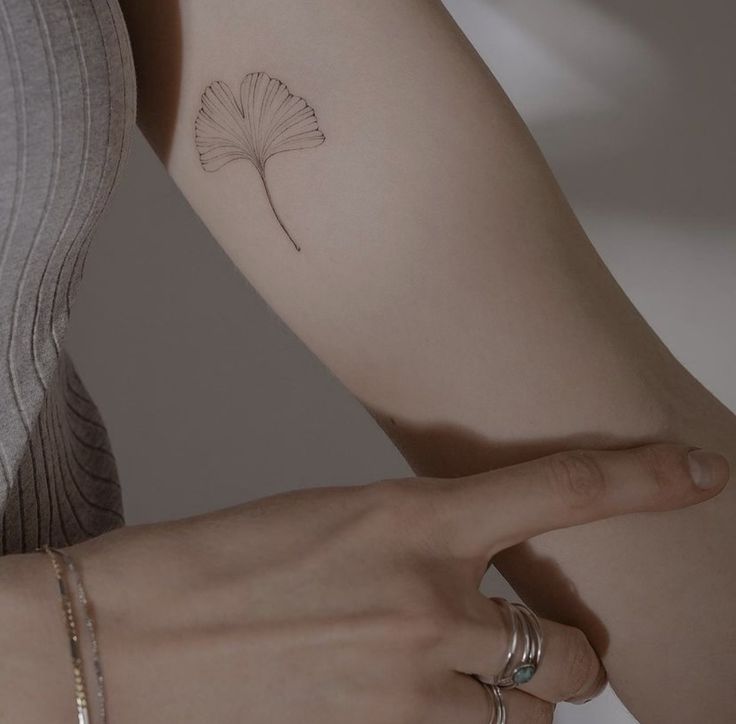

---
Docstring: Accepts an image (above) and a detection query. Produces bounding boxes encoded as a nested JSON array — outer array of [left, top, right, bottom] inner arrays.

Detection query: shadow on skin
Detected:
[[118, 0, 183, 165], [366, 407, 685, 661], [108, 0, 715, 664]]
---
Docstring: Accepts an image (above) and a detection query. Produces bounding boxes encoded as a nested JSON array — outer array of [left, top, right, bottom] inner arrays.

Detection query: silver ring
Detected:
[[509, 602, 544, 686], [476, 598, 544, 689], [482, 683, 506, 724]]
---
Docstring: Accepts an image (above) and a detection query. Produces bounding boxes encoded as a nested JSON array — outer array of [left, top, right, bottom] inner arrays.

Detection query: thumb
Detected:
[[443, 443, 730, 558]]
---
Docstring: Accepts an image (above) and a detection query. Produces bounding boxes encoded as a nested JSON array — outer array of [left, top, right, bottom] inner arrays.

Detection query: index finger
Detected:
[[440, 443, 729, 558]]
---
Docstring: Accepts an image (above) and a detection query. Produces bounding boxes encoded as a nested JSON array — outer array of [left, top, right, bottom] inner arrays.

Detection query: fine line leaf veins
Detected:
[[195, 72, 326, 252]]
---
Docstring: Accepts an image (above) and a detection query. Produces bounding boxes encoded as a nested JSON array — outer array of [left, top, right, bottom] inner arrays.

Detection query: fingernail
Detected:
[[688, 449, 728, 489]]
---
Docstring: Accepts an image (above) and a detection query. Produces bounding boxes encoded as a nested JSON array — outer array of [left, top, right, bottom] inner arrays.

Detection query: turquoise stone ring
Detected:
[[474, 598, 544, 691], [512, 664, 537, 685]]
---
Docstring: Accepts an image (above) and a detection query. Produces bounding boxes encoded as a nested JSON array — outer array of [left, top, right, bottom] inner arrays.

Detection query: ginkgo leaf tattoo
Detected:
[[195, 72, 326, 252]]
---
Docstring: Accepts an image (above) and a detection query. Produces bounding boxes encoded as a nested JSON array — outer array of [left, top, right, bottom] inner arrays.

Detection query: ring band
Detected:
[[476, 597, 544, 689], [493, 596, 518, 682], [482, 683, 506, 724], [511, 603, 543, 685]]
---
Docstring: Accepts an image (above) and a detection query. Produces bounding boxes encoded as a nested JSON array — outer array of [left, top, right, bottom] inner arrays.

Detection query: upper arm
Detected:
[[117, 0, 631, 436]]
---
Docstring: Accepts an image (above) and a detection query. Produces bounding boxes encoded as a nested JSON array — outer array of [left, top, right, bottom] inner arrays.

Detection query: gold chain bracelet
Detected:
[[41, 545, 107, 724]]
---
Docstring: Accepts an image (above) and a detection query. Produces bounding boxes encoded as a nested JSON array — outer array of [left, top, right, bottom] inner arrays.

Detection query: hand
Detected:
[[70, 443, 728, 723]]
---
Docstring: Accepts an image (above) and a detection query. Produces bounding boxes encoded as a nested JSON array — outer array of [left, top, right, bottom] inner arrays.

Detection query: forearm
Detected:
[[120, 1, 735, 720]]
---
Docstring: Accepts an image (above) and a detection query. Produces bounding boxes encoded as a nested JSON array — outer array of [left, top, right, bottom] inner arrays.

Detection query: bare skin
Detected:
[[0, 444, 728, 722], [104, 2, 736, 721]]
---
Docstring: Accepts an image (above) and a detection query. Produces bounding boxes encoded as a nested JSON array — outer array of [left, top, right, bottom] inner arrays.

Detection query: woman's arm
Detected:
[[3, 445, 717, 721], [118, 2, 736, 721]]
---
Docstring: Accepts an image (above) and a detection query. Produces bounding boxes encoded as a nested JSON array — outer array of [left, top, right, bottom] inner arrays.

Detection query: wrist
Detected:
[[0, 552, 77, 722]]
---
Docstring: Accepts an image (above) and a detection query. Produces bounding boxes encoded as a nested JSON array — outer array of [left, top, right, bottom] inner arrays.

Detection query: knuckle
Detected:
[[363, 478, 442, 540], [564, 627, 600, 700], [545, 450, 607, 509], [363, 479, 418, 526], [540, 703, 556, 724], [526, 696, 555, 724], [400, 607, 455, 652], [633, 444, 690, 504]]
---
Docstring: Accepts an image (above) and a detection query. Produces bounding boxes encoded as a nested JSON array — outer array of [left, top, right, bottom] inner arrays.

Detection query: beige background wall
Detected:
[[66, 1, 735, 721]]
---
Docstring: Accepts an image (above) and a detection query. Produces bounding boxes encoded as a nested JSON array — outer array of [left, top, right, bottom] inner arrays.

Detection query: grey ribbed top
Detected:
[[0, 0, 135, 553]]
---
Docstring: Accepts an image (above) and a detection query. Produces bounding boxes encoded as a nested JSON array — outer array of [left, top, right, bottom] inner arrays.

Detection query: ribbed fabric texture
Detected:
[[0, 0, 135, 553]]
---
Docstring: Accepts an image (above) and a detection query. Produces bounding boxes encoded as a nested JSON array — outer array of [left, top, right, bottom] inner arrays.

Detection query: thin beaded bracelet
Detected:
[[41, 546, 91, 724]]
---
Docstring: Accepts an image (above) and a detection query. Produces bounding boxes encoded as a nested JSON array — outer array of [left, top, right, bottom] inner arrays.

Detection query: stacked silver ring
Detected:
[[477, 597, 544, 688], [482, 682, 506, 724]]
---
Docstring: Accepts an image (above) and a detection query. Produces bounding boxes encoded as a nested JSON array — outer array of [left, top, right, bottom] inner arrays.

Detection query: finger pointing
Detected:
[[443, 444, 729, 558]]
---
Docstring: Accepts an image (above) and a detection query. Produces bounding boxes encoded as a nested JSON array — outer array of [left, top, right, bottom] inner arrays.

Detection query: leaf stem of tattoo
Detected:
[[194, 72, 325, 253], [259, 167, 301, 252]]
